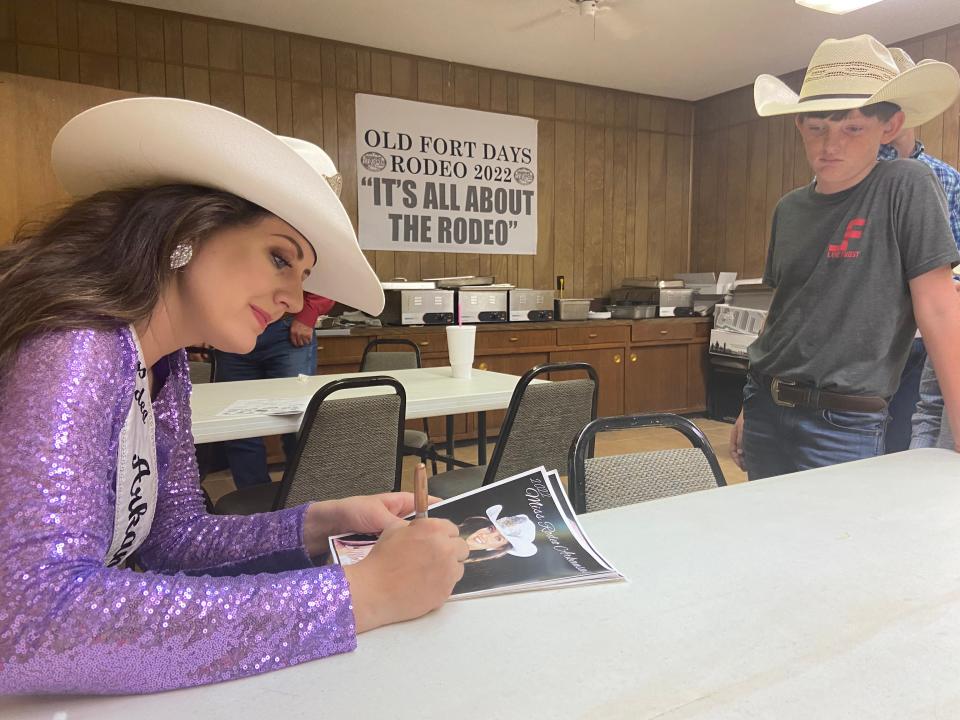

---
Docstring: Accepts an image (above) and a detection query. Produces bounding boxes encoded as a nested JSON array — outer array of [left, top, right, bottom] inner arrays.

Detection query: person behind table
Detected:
[[728, 35, 960, 479], [0, 97, 469, 695], [877, 47, 960, 454], [214, 289, 333, 488]]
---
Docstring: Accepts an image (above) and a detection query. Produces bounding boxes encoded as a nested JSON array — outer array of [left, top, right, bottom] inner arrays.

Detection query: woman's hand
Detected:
[[303, 493, 443, 557], [303, 493, 423, 556], [729, 411, 746, 471], [343, 519, 468, 632]]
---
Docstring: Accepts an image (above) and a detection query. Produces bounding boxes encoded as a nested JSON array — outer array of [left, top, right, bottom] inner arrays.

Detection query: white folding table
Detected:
[[6, 449, 960, 719], [190, 367, 536, 467]]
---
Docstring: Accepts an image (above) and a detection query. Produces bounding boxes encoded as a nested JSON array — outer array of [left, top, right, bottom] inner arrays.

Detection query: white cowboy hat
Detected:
[[754, 34, 960, 128], [50, 97, 384, 315], [486, 504, 538, 558]]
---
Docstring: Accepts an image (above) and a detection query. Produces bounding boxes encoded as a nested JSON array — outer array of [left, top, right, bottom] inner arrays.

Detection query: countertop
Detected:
[[317, 316, 711, 337]]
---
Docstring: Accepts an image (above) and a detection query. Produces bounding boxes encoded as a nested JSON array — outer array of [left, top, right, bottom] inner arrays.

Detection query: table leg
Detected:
[[477, 411, 487, 466], [446, 415, 455, 472]]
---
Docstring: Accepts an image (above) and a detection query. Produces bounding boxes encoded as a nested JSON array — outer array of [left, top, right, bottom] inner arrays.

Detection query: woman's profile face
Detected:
[[178, 215, 315, 353], [465, 524, 508, 552]]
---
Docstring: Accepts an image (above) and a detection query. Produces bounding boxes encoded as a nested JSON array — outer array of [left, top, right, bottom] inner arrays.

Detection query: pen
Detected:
[[414, 462, 428, 519]]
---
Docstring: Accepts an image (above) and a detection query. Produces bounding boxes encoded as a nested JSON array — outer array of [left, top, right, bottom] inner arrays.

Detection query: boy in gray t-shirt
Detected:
[[729, 35, 960, 479]]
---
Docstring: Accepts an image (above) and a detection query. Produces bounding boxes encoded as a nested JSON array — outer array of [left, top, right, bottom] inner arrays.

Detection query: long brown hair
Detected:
[[0, 184, 271, 370]]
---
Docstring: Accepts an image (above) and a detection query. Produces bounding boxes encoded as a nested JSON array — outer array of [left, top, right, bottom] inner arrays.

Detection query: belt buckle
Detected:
[[771, 378, 797, 408]]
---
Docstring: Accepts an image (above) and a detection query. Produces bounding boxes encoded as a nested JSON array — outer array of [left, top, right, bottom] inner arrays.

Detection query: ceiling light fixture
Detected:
[[795, 0, 885, 14]]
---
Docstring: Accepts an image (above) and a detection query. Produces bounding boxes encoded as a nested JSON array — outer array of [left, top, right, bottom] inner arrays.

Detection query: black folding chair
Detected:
[[213, 376, 405, 515], [568, 413, 726, 514], [429, 362, 599, 499]]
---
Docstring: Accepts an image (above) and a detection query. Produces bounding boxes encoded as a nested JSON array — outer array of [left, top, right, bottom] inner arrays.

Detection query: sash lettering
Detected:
[[105, 330, 158, 567]]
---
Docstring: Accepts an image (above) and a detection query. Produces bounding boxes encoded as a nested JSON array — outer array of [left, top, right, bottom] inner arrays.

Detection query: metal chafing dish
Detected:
[[554, 298, 592, 321]]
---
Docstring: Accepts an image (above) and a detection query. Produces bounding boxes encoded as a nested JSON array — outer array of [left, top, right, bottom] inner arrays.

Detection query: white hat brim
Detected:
[[51, 97, 384, 315], [755, 60, 960, 128], [486, 504, 538, 558]]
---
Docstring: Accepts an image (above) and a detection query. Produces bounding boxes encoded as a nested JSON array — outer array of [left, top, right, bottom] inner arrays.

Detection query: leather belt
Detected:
[[758, 375, 888, 413]]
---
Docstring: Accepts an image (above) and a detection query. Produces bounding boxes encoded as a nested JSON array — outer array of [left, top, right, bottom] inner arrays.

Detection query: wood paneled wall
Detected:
[[0, 73, 138, 244], [0, 0, 695, 299], [691, 24, 960, 278]]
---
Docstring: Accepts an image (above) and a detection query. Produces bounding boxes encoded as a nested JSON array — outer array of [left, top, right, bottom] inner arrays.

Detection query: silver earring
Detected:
[[169, 242, 193, 270]]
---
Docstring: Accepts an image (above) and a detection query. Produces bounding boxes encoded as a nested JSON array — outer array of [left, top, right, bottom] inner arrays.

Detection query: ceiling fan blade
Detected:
[[510, 7, 567, 32]]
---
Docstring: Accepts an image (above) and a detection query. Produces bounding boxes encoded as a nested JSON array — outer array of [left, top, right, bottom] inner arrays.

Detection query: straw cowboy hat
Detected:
[[754, 34, 960, 128], [51, 97, 384, 315], [887, 46, 920, 74], [886, 46, 948, 129], [486, 505, 538, 558]]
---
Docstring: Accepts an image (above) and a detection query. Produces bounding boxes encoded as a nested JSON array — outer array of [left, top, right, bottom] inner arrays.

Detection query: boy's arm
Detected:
[[910, 265, 960, 452]]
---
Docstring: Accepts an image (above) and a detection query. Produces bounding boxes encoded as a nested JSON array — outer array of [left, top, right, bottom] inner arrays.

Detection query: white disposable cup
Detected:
[[446, 325, 476, 379]]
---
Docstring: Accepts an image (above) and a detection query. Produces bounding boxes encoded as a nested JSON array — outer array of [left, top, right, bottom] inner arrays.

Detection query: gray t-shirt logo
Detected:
[[827, 217, 866, 259]]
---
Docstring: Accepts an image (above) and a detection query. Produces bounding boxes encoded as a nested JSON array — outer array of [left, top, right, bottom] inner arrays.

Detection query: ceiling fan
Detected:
[[511, 0, 635, 41]]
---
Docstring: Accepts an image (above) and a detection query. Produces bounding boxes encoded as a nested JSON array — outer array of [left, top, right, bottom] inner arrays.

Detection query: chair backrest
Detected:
[[360, 338, 422, 372], [273, 376, 405, 508], [567, 413, 726, 513], [185, 346, 216, 385], [483, 362, 599, 485]]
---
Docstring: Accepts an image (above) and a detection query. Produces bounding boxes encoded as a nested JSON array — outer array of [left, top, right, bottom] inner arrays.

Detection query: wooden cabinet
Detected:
[[624, 341, 709, 414], [556, 325, 628, 347], [632, 319, 695, 343], [410, 334, 446, 354], [625, 345, 688, 413], [476, 328, 556, 352], [549, 347, 624, 417], [316, 336, 368, 366]]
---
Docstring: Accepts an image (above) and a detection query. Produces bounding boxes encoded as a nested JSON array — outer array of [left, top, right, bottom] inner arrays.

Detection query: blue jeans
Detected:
[[741, 374, 889, 481], [884, 337, 926, 454], [214, 318, 317, 488]]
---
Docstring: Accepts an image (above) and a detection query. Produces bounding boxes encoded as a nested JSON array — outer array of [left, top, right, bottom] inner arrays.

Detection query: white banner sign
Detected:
[[355, 93, 538, 255]]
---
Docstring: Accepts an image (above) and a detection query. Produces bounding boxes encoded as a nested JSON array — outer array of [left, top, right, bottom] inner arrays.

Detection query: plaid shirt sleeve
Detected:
[[919, 154, 960, 252], [877, 143, 899, 162]]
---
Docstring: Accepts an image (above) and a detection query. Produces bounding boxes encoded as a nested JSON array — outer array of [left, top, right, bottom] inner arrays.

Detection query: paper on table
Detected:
[[217, 397, 310, 416], [328, 466, 624, 600]]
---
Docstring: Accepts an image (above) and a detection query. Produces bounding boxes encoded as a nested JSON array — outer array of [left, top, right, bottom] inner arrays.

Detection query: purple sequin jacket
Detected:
[[0, 328, 357, 695]]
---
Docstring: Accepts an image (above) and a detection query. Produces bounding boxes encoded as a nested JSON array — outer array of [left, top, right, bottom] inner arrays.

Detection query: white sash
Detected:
[[105, 327, 158, 567]]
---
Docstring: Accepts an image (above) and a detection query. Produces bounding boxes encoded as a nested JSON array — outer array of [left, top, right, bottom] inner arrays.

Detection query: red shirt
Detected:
[[294, 292, 335, 328]]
